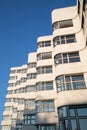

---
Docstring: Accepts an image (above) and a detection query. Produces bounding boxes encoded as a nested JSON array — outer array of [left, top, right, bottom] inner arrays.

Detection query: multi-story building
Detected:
[[1, 0, 87, 130]]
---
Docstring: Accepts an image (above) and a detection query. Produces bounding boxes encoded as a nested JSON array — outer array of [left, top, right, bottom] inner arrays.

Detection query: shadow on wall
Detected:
[[10, 107, 59, 130], [11, 107, 36, 130]]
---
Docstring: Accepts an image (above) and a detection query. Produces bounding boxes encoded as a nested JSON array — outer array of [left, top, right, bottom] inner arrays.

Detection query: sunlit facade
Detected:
[[1, 0, 87, 130]]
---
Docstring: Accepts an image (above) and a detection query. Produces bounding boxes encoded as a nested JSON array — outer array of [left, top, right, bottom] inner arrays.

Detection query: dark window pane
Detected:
[[73, 82, 86, 89], [61, 40, 65, 44], [58, 107, 67, 118], [79, 119, 87, 130], [46, 85, 53, 90], [77, 107, 87, 116], [71, 119, 77, 130], [65, 76, 70, 82], [59, 20, 73, 28], [66, 83, 72, 90], [63, 58, 68, 63], [60, 120, 69, 130], [63, 54, 67, 58], [70, 109, 75, 116], [69, 57, 80, 62], [66, 39, 75, 43], [69, 52, 79, 57], [72, 75, 84, 81]]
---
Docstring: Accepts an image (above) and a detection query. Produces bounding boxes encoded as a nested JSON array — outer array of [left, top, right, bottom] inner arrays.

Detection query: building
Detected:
[[1, 0, 87, 130]]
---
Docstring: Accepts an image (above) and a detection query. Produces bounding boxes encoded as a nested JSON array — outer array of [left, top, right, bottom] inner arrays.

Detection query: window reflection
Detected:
[[58, 105, 87, 130]]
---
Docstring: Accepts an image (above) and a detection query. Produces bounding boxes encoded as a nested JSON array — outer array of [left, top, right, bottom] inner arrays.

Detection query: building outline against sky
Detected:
[[1, 0, 87, 130]]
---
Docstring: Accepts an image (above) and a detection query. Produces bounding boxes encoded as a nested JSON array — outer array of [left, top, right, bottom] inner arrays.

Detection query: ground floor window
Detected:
[[58, 105, 87, 130], [36, 124, 56, 130]]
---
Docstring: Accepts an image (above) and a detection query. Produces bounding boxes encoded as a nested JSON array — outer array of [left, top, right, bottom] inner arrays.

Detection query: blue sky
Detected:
[[0, 0, 76, 125]]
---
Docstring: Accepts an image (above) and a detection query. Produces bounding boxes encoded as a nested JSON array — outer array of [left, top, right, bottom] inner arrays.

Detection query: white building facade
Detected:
[[1, 0, 87, 130]]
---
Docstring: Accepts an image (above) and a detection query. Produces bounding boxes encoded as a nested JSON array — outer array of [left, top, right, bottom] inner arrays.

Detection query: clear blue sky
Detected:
[[0, 0, 76, 125]]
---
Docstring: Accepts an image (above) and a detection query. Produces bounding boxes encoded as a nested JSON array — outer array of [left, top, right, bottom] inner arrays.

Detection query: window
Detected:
[[54, 52, 80, 65], [21, 77, 27, 83], [4, 106, 13, 111], [14, 89, 19, 94], [36, 124, 56, 130], [17, 111, 23, 119], [52, 19, 73, 31], [21, 69, 27, 73], [2, 126, 10, 130], [52, 22, 58, 31], [3, 115, 11, 121], [37, 41, 51, 48], [8, 83, 15, 87], [12, 119, 16, 125], [6, 98, 12, 102], [27, 73, 36, 79], [19, 87, 25, 93], [37, 52, 52, 60], [13, 98, 19, 103], [56, 74, 86, 92], [25, 99, 35, 108], [13, 108, 17, 113], [53, 34, 76, 46], [25, 85, 36, 92], [15, 80, 21, 86], [10, 70, 16, 74], [18, 98, 24, 104], [37, 66, 52, 74], [9, 76, 17, 80], [7, 90, 13, 94], [28, 62, 36, 68], [36, 100, 54, 113], [17, 69, 27, 73], [79, 119, 87, 130], [58, 105, 87, 130], [24, 114, 35, 125], [17, 69, 21, 73], [59, 19, 73, 28], [36, 81, 53, 91], [16, 124, 23, 130]]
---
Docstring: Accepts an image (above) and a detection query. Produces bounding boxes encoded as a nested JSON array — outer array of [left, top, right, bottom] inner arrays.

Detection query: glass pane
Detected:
[[46, 66, 52, 73], [72, 75, 84, 81], [55, 59, 62, 64], [63, 58, 68, 63], [60, 120, 67, 130], [69, 57, 80, 62], [70, 109, 75, 116], [69, 52, 79, 57], [46, 85, 53, 90], [31, 120, 35, 124], [58, 83, 64, 91], [59, 20, 73, 28], [27, 120, 30, 124], [65, 76, 70, 82], [46, 82, 53, 90], [77, 107, 87, 116], [61, 40, 65, 44], [66, 39, 75, 43], [73, 82, 85, 89], [58, 107, 67, 118], [66, 83, 72, 90], [57, 76, 64, 83], [71, 119, 77, 130], [79, 119, 87, 130]]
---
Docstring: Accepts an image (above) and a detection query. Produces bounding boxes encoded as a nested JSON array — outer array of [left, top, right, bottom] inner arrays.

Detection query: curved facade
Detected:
[[1, 1, 87, 130]]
